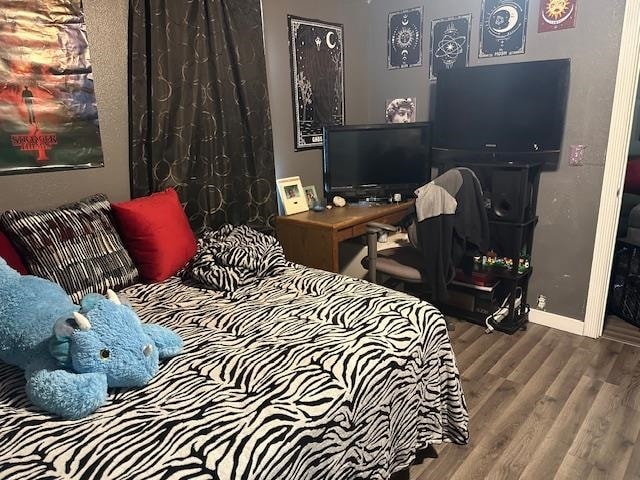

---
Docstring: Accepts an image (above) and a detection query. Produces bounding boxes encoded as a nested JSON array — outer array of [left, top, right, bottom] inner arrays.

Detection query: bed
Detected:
[[0, 249, 468, 479]]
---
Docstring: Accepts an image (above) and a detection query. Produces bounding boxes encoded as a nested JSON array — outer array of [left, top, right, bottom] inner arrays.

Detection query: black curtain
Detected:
[[128, 0, 277, 232]]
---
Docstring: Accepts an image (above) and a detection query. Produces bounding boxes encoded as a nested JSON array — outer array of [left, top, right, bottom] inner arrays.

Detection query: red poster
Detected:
[[0, 0, 104, 175], [539, 0, 577, 32]]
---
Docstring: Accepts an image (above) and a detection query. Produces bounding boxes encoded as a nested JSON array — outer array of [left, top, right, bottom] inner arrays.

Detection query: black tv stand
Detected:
[[434, 159, 543, 334]]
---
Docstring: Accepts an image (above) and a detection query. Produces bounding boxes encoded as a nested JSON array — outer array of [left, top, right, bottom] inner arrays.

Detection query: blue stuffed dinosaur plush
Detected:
[[0, 258, 183, 419]]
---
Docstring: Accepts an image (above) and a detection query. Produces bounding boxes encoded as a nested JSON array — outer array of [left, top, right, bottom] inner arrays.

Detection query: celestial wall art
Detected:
[[388, 7, 424, 69], [288, 16, 344, 151], [0, 0, 104, 175], [479, 0, 529, 58], [430, 15, 472, 81], [539, 0, 577, 32]]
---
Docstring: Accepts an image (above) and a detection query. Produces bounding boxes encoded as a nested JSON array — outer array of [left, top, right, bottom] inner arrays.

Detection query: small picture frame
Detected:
[[277, 176, 308, 215], [303, 185, 318, 208]]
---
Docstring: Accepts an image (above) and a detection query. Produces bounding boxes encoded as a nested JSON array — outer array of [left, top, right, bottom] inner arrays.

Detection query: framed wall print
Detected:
[[479, 0, 529, 58], [538, 0, 577, 32], [0, 0, 104, 175], [277, 176, 309, 215], [430, 14, 472, 80], [288, 16, 345, 151], [388, 7, 424, 69]]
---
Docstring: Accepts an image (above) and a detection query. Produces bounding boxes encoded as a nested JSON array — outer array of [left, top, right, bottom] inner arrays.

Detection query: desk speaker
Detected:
[[453, 164, 541, 223]]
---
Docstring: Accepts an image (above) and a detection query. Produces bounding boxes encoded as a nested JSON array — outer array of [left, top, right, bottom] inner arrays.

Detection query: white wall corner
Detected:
[[529, 309, 585, 336]]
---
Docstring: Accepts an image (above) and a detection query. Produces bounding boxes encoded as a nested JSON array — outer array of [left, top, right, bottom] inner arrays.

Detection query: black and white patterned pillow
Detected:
[[1, 194, 139, 303]]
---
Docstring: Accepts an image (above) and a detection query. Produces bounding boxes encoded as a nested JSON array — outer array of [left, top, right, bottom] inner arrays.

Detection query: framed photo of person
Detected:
[[303, 185, 319, 207], [277, 176, 309, 215]]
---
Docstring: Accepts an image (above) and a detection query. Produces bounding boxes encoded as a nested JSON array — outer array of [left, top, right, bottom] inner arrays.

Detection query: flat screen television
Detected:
[[323, 122, 432, 202], [433, 59, 570, 161]]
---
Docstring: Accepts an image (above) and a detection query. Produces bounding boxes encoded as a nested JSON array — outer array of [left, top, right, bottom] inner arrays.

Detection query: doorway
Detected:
[[583, 0, 640, 339]]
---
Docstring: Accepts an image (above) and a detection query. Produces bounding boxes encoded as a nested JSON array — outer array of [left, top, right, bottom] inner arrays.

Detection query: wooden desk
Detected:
[[276, 201, 413, 272]]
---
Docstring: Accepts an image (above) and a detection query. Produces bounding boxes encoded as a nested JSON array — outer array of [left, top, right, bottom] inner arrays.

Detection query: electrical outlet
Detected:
[[569, 144, 586, 166], [537, 294, 547, 310]]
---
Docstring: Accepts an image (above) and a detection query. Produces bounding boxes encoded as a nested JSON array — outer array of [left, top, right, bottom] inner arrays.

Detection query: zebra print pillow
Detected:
[[0, 194, 139, 303]]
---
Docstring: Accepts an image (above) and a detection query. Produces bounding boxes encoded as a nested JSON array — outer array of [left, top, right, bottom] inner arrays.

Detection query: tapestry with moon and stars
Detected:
[[479, 0, 529, 58], [388, 7, 423, 69], [288, 16, 344, 151]]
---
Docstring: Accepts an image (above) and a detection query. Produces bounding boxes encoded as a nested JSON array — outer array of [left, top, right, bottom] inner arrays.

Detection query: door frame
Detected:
[[583, 0, 640, 338]]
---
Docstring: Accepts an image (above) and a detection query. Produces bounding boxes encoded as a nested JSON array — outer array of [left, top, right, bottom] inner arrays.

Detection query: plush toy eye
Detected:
[[99, 349, 110, 360]]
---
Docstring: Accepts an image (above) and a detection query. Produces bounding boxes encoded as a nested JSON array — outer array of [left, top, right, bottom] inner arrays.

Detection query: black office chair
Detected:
[[362, 167, 489, 303]]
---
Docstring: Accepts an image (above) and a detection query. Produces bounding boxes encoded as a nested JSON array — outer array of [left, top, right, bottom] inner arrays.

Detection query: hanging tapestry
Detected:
[[388, 7, 424, 69], [539, 0, 577, 32], [430, 14, 472, 81], [479, 0, 529, 58], [288, 16, 344, 151], [0, 0, 103, 175]]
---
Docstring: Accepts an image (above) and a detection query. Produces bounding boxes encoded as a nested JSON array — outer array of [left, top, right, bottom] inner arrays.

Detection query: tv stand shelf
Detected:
[[434, 160, 541, 334], [275, 201, 412, 273]]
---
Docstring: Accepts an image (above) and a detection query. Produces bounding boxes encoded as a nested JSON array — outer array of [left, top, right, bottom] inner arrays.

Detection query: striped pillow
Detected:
[[1, 194, 139, 303]]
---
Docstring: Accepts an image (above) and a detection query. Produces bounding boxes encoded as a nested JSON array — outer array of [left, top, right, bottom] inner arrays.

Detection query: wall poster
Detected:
[[539, 0, 577, 32], [479, 0, 529, 58], [385, 98, 417, 124], [388, 7, 424, 69], [288, 16, 344, 151], [0, 0, 104, 175], [430, 14, 472, 81]]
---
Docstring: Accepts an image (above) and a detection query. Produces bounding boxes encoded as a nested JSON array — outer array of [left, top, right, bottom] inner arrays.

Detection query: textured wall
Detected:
[[0, 0, 130, 211], [262, 0, 370, 198], [365, 0, 626, 320]]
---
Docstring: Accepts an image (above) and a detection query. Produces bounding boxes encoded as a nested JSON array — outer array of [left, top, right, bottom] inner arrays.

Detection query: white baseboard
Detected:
[[528, 309, 585, 336]]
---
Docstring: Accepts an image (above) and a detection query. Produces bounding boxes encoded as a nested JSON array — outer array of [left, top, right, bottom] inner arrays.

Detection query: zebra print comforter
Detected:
[[0, 264, 468, 480]]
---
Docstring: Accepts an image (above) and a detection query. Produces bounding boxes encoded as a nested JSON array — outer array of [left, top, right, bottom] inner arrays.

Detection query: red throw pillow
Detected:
[[0, 231, 28, 275], [112, 188, 197, 282]]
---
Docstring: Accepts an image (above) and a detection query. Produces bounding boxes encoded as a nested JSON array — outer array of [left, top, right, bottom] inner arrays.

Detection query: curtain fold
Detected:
[[129, 0, 277, 232]]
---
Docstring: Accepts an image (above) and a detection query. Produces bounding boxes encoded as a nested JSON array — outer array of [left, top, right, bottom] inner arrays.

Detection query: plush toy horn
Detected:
[[72, 311, 92, 331], [107, 289, 122, 305]]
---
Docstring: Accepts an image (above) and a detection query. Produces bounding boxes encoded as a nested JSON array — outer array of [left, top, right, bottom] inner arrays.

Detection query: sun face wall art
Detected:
[[388, 7, 424, 69], [539, 0, 577, 32]]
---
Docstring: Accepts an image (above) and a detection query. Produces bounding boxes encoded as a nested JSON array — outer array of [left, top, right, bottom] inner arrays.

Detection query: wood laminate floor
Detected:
[[410, 320, 640, 480], [603, 314, 640, 348]]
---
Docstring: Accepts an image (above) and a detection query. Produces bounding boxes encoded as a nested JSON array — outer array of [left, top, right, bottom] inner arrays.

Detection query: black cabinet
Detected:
[[435, 160, 543, 334]]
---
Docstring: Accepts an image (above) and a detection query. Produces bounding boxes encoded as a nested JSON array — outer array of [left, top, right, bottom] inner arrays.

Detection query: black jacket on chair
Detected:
[[412, 168, 489, 303]]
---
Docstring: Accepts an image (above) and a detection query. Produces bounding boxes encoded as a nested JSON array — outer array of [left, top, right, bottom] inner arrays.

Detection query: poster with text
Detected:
[[385, 98, 417, 123], [479, 0, 529, 58], [539, 0, 577, 32], [288, 16, 344, 151], [0, 0, 104, 175], [388, 7, 424, 69], [430, 14, 472, 81]]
